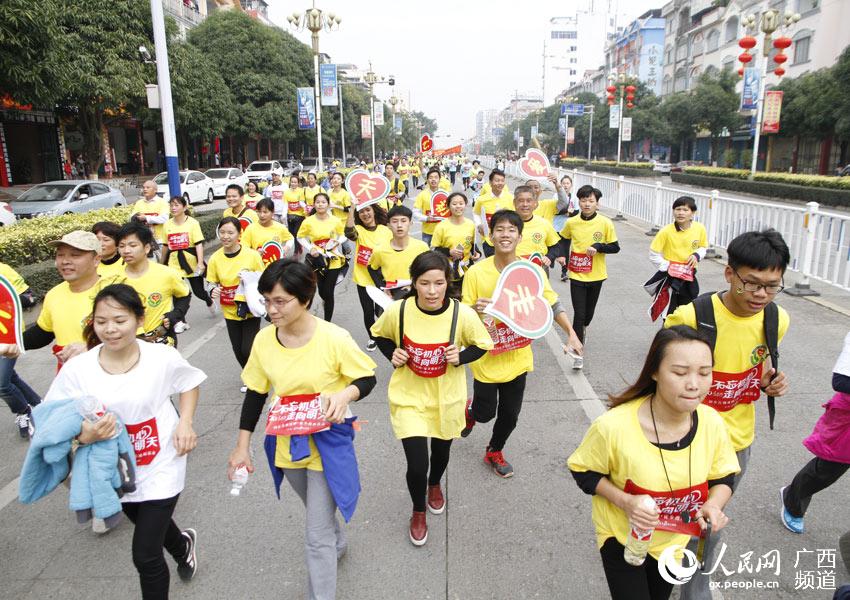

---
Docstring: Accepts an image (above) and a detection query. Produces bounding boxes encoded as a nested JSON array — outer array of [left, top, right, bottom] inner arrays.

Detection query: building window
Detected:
[[692, 33, 704, 55], [707, 29, 720, 52], [570, 58, 577, 63], [663, 74, 672, 94], [570, 69, 577, 75], [725, 17, 739, 43], [798, 0, 819, 13], [551, 31, 577, 39], [721, 56, 734, 71], [569, 46, 577, 51], [690, 66, 701, 88], [664, 45, 672, 65], [674, 67, 687, 92], [793, 34, 811, 63], [705, 65, 719, 78], [676, 42, 688, 61]]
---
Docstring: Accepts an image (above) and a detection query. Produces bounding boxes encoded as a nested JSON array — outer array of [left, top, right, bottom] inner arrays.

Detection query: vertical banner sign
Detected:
[[530, 125, 538, 139], [761, 91, 784, 134], [558, 118, 566, 135], [567, 127, 575, 144], [741, 67, 760, 111], [373, 101, 385, 126], [319, 64, 338, 107], [297, 87, 316, 130], [361, 115, 372, 139], [609, 104, 620, 128], [621, 117, 632, 142], [393, 115, 403, 134]]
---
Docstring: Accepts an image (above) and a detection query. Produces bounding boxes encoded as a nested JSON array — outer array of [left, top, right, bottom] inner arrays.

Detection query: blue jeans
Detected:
[[0, 356, 41, 415], [422, 233, 433, 246]]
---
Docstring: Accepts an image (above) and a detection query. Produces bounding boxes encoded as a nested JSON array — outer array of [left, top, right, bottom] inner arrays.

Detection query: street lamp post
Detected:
[[557, 94, 577, 158], [148, 0, 180, 199], [607, 71, 635, 165], [287, 3, 341, 173]]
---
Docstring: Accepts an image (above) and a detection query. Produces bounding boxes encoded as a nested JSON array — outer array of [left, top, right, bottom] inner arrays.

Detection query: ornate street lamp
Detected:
[[607, 70, 636, 164]]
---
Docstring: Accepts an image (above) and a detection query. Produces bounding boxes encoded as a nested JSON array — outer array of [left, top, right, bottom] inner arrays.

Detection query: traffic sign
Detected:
[[560, 103, 585, 116]]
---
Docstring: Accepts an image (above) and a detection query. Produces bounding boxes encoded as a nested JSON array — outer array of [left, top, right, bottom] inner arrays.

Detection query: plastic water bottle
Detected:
[[230, 466, 250, 497], [623, 496, 659, 566]]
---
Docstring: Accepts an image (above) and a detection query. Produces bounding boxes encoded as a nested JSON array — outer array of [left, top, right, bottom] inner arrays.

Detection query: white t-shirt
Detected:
[[264, 184, 289, 218], [833, 331, 850, 376], [44, 341, 207, 503]]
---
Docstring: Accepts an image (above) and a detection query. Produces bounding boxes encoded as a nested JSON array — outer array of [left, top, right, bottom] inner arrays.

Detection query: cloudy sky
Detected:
[[268, 0, 662, 143]]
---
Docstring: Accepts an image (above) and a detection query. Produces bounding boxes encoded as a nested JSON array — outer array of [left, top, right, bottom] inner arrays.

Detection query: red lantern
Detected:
[[774, 67, 786, 77], [627, 102, 635, 109], [773, 36, 792, 50], [739, 52, 753, 64], [738, 68, 744, 77], [606, 85, 617, 94], [607, 97, 615, 106], [625, 85, 637, 94], [738, 36, 757, 50], [774, 53, 787, 64]]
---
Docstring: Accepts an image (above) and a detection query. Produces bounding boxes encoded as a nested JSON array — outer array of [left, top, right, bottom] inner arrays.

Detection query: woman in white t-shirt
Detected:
[[44, 283, 206, 599]]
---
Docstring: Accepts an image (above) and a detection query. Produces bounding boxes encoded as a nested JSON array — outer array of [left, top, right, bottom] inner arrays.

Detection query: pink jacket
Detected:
[[803, 392, 850, 464]]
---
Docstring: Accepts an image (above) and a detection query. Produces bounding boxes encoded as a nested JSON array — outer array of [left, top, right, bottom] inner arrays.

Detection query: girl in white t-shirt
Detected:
[[44, 283, 206, 599]]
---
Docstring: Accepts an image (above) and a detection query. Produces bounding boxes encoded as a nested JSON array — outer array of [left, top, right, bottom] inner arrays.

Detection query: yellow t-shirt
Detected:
[[242, 221, 294, 267], [664, 293, 790, 450], [37, 275, 123, 348], [481, 182, 492, 196], [297, 215, 346, 270], [439, 178, 451, 191], [242, 192, 264, 210], [413, 189, 444, 235], [284, 188, 307, 217], [303, 185, 322, 213], [205, 246, 264, 320], [386, 178, 407, 206], [222, 206, 260, 232], [431, 218, 476, 262], [461, 257, 557, 383], [97, 257, 126, 279], [650, 222, 709, 264], [397, 165, 411, 177], [370, 299, 493, 439], [559, 213, 618, 282], [132, 197, 170, 242], [476, 191, 515, 245], [411, 164, 421, 177], [568, 398, 739, 561], [352, 224, 393, 287], [123, 261, 190, 334], [517, 216, 560, 259], [0, 262, 29, 294], [368, 238, 430, 285], [163, 216, 205, 276], [328, 189, 352, 220], [534, 198, 558, 222], [241, 318, 376, 470]]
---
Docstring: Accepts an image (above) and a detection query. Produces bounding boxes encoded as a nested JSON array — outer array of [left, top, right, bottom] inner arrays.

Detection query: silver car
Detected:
[[205, 168, 249, 198], [11, 180, 126, 218]]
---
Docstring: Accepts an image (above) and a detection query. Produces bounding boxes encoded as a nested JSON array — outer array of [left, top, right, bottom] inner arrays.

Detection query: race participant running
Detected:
[[345, 202, 392, 351], [556, 185, 620, 369], [468, 170, 486, 207], [228, 259, 376, 600], [385, 162, 408, 207], [284, 174, 307, 247], [131, 180, 170, 248], [243, 180, 264, 210], [371, 251, 493, 546], [263, 172, 289, 222], [160, 196, 214, 329], [527, 176, 569, 223], [460, 158, 473, 189], [665, 229, 790, 600], [461, 209, 582, 478], [430, 192, 479, 295], [410, 158, 421, 190], [474, 169, 514, 257], [297, 193, 347, 322], [222, 184, 259, 232], [303, 172, 323, 215], [413, 169, 447, 245], [553, 174, 576, 282], [369, 205, 430, 301], [45, 283, 205, 599], [568, 326, 739, 600], [327, 172, 353, 221], [513, 185, 561, 272], [118, 222, 190, 346], [92, 221, 125, 278], [649, 196, 708, 315], [242, 198, 295, 267]]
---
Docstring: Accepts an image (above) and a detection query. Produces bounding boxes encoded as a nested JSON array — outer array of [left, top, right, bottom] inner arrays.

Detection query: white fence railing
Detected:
[[476, 156, 850, 293]]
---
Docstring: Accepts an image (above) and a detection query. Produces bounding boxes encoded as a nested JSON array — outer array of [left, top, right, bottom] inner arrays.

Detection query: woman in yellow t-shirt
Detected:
[[296, 193, 346, 322], [227, 259, 376, 600], [303, 172, 322, 215], [327, 172, 352, 220], [92, 221, 125, 278], [241, 198, 295, 266], [284, 174, 307, 247], [371, 251, 492, 546], [344, 201, 391, 351], [206, 217, 264, 381], [568, 326, 739, 600], [161, 195, 213, 317], [430, 192, 478, 296], [649, 196, 709, 314], [242, 181, 264, 210]]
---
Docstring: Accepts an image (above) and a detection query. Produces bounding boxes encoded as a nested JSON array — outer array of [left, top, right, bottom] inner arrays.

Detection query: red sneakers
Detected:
[[427, 484, 445, 514], [484, 447, 514, 478], [409, 510, 428, 546], [460, 398, 475, 437]]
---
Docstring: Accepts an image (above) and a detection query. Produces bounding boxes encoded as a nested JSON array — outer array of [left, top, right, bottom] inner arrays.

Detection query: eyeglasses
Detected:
[[732, 268, 784, 295]]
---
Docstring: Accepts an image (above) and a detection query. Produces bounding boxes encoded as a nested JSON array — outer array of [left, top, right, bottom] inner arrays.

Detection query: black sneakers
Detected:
[[15, 410, 33, 439], [176, 528, 198, 582]]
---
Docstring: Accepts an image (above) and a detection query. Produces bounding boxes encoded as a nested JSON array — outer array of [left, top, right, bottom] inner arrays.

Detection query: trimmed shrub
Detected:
[[584, 164, 657, 178], [683, 166, 850, 190], [671, 172, 850, 207], [592, 160, 653, 170]]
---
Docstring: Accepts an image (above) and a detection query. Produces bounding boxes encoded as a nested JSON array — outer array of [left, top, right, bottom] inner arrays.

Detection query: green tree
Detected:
[[690, 71, 741, 162], [659, 93, 699, 159]]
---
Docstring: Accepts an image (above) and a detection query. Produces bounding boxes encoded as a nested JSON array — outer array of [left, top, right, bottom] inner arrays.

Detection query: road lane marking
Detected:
[[544, 328, 606, 422]]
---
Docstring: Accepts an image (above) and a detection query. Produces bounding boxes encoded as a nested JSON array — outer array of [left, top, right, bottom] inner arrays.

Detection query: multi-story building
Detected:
[[164, 0, 207, 36], [475, 109, 500, 146], [604, 9, 665, 96]]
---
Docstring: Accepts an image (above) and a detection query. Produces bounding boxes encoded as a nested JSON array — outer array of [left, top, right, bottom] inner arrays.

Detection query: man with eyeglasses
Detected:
[[664, 228, 790, 600]]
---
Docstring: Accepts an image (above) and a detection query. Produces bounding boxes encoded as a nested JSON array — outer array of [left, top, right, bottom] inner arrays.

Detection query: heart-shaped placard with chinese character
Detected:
[[527, 252, 545, 267], [345, 169, 391, 210], [0, 275, 24, 348], [517, 148, 550, 179], [483, 260, 553, 339], [261, 240, 284, 265], [430, 190, 450, 218], [420, 134, 433, 153]]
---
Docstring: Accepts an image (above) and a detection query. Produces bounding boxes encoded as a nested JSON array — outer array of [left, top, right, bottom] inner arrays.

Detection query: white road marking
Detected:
[[545, 327, 605, 422]]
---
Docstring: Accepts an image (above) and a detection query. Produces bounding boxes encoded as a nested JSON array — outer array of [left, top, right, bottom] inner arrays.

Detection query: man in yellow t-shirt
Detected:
[[460, 209, 581, 478], [131, 180, 170, 245], [384, 163, 408, 207], [222, 184, 259, 232], [368, 205, 429, 299], [665, 228, 791, 599], [412, 169, 446, 246], [474, 169, 514, 257], [512, 186, 560, 270]]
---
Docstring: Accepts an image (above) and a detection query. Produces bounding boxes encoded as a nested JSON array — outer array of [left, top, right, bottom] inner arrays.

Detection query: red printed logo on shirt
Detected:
[[271, 190, 283, 200], [265, 393, 330, 437], [624, 479, 708, 537], [568, 252, 593, 273], [288, 201, 301, 211], [667, 261, 694, 282], [703, 363, 763, 412], [167, 232, 190, 250], [219, 284, 238, 305], [126, 418, 161, 466], [356, 244, 373, 266], [489, 321, 532, 356], [402, 335, 448, 377]]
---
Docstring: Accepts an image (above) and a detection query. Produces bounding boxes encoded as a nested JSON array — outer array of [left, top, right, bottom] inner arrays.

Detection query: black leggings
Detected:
[[569, 279, 604, 343], [471, 373, 527, 451], [225, 317, 261, 368], [122, 494, 188, 600], [600, 537, 673, 600], [316, 267, 342, 321], [783, 457, 850, 518], [401, 437, 453, 512], [287, 215, 305, 252], [187, 276, 212, 306], [356, 285, 382, 340]]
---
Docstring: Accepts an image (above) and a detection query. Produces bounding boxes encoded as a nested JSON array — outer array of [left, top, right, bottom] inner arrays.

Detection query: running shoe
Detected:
[[572, 355, 584, 370], [460, 398, 475, 437], [366, 340, 377, 352], [779, 487, 804, 534], [176, 528, 198, 581], [240, 385, 248, 393], [427, 484, 445, 514], [409, 511, 428, 546], [15, 410, 32, 439], [174, 321, 190, 334], [484, 447, 514, 478]]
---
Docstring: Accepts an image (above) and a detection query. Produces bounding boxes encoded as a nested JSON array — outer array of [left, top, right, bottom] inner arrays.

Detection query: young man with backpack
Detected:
[[664, 228, 790, 600]]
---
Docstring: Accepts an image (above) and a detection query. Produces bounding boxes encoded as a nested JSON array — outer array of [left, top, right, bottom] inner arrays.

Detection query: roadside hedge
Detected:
[[671, 172, 850, 207], [683, 167, 850, 190], [592, 160, 652, 170], [584, 164, 657, 178]]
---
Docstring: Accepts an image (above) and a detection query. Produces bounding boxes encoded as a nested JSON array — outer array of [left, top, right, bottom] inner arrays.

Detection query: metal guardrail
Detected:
[[476, 156, 850, 293]]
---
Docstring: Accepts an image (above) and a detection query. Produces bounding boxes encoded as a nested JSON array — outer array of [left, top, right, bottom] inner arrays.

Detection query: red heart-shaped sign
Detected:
[[430, 190, 450, 218], [420, 134, 433, 153], [238, 216, 254, 232], [345, 169, 391, 210], [517, 148, 550, 179], [0, 275, 24, 346], [261, 240, 283, 265], [484, 261, 553, 339]]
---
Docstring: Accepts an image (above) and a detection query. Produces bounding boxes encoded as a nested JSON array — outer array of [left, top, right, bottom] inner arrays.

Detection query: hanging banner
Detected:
[[567, 127, 575, 144], [762, 91, 784, 134], [319, 64, 338, 107], [297, 87, 316, 130], [432, 145, 462, 157], [741, 67, 760, 111], [530, 125, 538, 139], [373, 101, 385, 127], [609, 104, 620, 128], [558, 117, 566, 135], [393, 115, 403, 134], [361, 115, 372, 139], [621, 117, 632, 142]]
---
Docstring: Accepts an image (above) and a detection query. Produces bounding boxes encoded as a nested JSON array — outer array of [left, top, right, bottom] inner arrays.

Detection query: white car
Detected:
[[205, 167, 249, 198], [0, 201, 16, 226], [245, 160, 285, 185], [154, 170, 214, 204], [652, 161, 672, 175]]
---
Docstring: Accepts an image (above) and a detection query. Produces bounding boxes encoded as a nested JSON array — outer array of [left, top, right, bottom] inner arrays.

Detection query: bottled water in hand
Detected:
[[230, 465, 250, 497]]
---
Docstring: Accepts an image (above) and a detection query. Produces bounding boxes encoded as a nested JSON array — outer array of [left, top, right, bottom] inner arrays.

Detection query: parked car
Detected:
[[0, 201, 16, 226], [205, 167, 248, 198], [11, 180, 126, 219], [283, 160, 303, 176], [154, 170, 214, 204], [245, 160, 285, 184], [652, 160, 672, 174], [838, 164, 850, 177]]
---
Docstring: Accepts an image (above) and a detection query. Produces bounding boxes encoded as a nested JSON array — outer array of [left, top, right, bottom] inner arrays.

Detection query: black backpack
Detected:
[[692, 292, 780, 430], [398, 297, 459, 348]]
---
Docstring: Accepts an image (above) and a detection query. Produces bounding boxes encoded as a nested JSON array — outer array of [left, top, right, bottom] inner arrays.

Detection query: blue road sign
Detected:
[[561, 104, 585, 116]]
